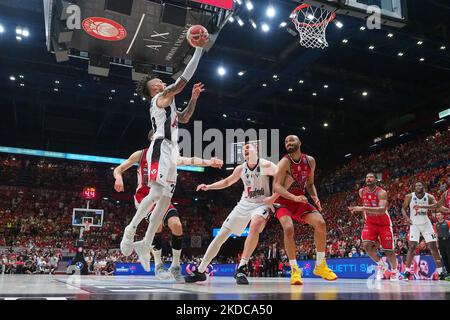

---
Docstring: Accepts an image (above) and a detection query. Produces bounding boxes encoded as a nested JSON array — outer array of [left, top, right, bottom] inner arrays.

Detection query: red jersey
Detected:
[[360, 186, 392, 226], [283, 153, 312, 198], [445, 189, 450, 208], [135, 149, 150, 200]]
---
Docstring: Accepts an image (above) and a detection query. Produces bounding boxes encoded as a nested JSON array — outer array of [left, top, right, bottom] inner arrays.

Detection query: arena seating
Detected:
[[0, 127, 449, 274]]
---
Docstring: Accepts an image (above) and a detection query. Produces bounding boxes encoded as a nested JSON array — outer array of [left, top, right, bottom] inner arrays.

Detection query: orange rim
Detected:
[[291, 3, 336, 27]]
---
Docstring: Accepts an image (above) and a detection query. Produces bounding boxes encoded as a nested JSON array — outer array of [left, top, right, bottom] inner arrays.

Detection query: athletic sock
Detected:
[[153, 249, 163, 266], [316, 252, 325, 266], [171, 249, 181, 268], [238, 258, 248, 269], [289, 259, 298, 268]]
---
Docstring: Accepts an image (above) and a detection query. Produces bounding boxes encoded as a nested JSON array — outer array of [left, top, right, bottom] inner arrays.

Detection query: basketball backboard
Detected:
[[300, 0, 407, 27], [72, 208, 104, 227]]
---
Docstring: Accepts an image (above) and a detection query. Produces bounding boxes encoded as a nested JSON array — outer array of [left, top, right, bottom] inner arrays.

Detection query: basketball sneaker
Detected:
[[133, 240, 151, 272], [155, 264, 171, 280], [120, 225, 135, 257], [234, 266, 249, 285], [185, 270, 207, 283], [290, 265, 303, 285], [169, 265, 185, 283], [390, 270, 399, 281], [313, 259, 338, 281]]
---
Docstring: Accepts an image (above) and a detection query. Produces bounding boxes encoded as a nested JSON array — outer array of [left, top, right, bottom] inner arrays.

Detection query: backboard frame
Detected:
[[299, 0, 407, 28], [72, 208, 104, 227]]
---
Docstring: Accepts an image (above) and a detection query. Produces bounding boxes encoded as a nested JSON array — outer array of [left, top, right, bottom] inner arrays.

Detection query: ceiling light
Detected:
[[0, 25, 4, 33], [323, 84, 329, 88], [299, 80, 304, 84], [217, 66, 226, 76], [368, 45, 375, 50], [362, 91, 368, 96], [335, 21, 343, 29], [340, 97, 344, 101], [55, 80, 60, 84], [398, 52, 404, 56], [228, 16, 235, 23], [360, 26, 366, 31], [342, 39, 348, 44], [20, 83, 24, 87], [323, 123, 329, 127], [222, 114, 227, 118], [16, 27, 22, 35], [387, 33, 394, 38], [22, 29, 29, 37], [245, 1, 253, 11], [417, 40, 423, 45], [16, 36, 22, 41], [312, 92, 317, 96], [302, 126, 306, 131], [250, 19, 257, 29], [54, 88, 58, 92], [273, 74, 278, 79], [133, 93, 138, 96], [440, 46, 446, 50], [78, 84, 82, 87], [288, 88, 293, 92], [262, 83, 267, 87], [9, 76, 16, 81], [238, 71, 245, 76], [261, 23, 270, 32], [236, 17, 244, 26], [279, 21, 287, 28], [266, 6, 276, 18], [130, 100, 134, 103]]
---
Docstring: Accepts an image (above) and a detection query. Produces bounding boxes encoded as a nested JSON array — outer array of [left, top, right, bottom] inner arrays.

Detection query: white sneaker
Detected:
[[155, 264, 171, 280], [169, 265, 185, 283], [133, 240, 151, 272], [390, 270, 399, 282], [376, 263, 387, 280], [120, 226, 135, 257]]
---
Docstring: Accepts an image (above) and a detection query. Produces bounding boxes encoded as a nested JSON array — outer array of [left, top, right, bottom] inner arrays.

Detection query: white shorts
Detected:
[[222, 200, 270, 236], [409, 221, 437, 243], [147, 138, 178, 197]]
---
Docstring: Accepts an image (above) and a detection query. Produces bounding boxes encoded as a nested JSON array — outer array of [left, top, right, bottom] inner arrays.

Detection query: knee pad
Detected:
[[152, 234, 162, 251], [171, 235, 183, 250]]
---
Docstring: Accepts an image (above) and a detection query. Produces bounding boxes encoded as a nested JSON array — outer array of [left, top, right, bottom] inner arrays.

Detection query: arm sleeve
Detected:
[[180, 47, 203, 82]]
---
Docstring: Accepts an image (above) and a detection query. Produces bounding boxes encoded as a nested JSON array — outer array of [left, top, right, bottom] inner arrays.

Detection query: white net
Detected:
[[291, 4, 336, 49]]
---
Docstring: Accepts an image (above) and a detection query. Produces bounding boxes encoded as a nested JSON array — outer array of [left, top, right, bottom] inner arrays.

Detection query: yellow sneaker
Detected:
[[313, 259, 337, 281], [290, 265, 303, 285]]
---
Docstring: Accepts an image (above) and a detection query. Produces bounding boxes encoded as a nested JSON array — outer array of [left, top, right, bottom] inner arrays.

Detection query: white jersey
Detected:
[[410, 192, 431, 225], [150, 93, 178, 143], [240, 160, 271, 204]]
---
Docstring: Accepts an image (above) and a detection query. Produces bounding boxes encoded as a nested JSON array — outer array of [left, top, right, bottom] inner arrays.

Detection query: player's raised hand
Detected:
[[191, 83, 205, 100], [196, 184, 209, 192], [114, 176, 124, 192], [210, 157, 223, 169]]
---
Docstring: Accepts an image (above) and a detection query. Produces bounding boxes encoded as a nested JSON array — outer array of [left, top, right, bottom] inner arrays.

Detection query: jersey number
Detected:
[[170, 184, 175, 194]]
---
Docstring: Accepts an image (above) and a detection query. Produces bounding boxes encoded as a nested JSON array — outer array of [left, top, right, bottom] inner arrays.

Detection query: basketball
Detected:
[[186, 25, 209, 48]]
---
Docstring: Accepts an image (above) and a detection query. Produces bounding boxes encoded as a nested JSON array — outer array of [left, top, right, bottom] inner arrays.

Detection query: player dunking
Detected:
[[113, 133, 223, 282], [349, 173, 399, 281], [185, 144, 279, 285], [119, 44, 205, 272], [273, 135, 337, 285], [401, 182, 445, 280]]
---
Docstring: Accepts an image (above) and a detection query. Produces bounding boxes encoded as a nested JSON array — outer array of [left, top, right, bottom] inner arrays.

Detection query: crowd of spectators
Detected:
[[0, 127, 449, 274]]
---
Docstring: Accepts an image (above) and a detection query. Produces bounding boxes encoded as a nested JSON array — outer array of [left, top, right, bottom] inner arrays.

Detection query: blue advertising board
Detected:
[[212, 228, 249, 238], [115, 255, 438, 279]]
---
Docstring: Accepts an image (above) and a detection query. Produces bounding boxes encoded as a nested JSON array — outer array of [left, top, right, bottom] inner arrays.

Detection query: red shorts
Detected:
[[361, 223, 394, 251], [275, 199, 318, 224]]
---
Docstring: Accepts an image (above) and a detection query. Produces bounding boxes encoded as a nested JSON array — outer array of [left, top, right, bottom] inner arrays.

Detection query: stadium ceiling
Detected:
[[0, 0, 449, 167]]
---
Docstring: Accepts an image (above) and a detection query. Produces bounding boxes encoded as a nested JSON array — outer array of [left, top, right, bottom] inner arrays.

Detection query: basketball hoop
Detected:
[[290, 3, 336, 49], [83, 221, 92, 232]]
